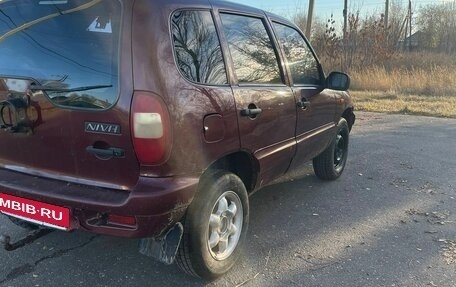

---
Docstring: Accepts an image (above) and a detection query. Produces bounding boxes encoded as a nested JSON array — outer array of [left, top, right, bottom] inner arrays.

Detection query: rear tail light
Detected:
[[130, 92, 171, 165]]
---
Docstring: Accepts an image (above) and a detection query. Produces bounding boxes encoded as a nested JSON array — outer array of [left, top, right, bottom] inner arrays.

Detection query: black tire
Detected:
[[313, 118, 349, 180], [176, 170, 249, 280], [8, 216, 39, 230]]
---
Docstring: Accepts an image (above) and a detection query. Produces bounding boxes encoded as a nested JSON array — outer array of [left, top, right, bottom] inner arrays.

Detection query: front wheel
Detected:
[[176, 170, 249, 280], [313, 118, 350, 180]]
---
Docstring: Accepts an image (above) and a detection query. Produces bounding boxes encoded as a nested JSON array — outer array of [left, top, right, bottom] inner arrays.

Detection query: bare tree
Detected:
[[293, 5, 405, 72], [417, 2, 456, 53]]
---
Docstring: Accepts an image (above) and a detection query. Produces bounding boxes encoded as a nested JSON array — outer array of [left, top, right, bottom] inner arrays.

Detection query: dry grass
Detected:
[[351, 91, 456, 118], [350, 66, 456, 97], [443, 241, 456, 265], [347, 53, 456, 118]]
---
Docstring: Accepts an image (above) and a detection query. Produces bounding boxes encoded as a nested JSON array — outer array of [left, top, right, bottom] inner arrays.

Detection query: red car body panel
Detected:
[[0, 0, 354, 238]]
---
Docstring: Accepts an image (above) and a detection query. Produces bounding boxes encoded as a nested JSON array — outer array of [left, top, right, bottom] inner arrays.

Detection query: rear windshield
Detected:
[[0, 0, 121, 110]]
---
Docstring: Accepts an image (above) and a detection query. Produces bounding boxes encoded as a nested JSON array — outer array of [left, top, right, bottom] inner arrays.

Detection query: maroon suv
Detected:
[[0, 0, 354, 279]]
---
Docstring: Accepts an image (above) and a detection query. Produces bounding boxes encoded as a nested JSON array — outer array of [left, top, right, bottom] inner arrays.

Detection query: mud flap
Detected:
[[139, 222, 183, 265]]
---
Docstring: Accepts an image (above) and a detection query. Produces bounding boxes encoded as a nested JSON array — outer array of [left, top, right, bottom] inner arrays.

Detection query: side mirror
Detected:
[[326, 72, 350, 91]]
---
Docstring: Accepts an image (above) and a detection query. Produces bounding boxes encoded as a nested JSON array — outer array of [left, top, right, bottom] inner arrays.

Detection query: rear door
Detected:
[[271, 22, 336, 168], [0, 0, 139, 189], [218, 13, 296, 186]]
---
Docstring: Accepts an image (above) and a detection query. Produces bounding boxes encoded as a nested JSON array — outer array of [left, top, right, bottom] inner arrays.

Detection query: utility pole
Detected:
[[343, 0, 348, 40], [398, 16, 407, 50], [408, 0, 412, 51], [384, 0, 389, 30], [305, 0, 315, 39], [403, 9, 408, 51], [403, 0, 413, 52]]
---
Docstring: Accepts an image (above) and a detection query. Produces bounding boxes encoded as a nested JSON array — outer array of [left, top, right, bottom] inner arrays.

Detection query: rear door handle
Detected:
[[86, 146, 125, 158], [297, 99, 311, 109], [240, 108, 262, 117]]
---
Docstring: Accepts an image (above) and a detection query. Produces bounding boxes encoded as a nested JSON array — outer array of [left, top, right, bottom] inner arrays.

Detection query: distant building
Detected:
[[398, 31, 423, 51]]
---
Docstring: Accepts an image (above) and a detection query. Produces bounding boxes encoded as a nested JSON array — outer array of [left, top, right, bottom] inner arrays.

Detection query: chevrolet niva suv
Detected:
[[0, 0, 355, 279]]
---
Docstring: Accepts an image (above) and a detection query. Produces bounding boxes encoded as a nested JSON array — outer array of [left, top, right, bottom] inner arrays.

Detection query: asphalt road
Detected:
[[1, 112, 455, 287]]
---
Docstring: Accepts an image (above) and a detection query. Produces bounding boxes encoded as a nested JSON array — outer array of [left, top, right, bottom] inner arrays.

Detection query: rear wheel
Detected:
[[176, 170, 249, 280], [313, 118, 349, 180]]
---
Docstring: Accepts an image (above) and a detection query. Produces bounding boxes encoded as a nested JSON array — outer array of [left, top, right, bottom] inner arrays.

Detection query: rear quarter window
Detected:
[[171, 10, 228, 85]]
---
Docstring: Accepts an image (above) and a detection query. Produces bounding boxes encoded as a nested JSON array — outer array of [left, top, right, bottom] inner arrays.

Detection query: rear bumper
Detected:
[[0, 168, 199, 238]]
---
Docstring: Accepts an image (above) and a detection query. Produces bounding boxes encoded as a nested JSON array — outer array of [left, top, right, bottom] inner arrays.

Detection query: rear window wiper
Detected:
[[29, 84, 112, 93]]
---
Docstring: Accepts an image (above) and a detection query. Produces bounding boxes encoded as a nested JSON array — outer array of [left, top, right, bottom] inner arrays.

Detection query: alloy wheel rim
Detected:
[[334, 133, 346, 169], [207, 191, 243, 261]]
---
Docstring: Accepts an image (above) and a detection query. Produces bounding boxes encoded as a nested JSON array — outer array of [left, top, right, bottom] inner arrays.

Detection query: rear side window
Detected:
[[171, 10, 228, 85], [0, 0, 121, 110], [220, 13, 282, 85], [273, 23, 322, 86]]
